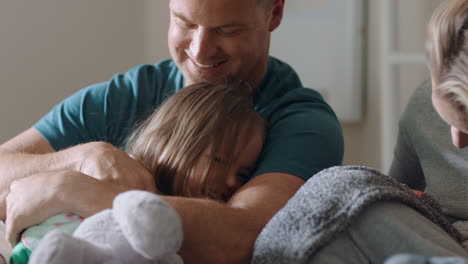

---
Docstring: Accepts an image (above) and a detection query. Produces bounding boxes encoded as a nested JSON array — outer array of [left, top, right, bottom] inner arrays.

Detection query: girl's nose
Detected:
[[225, 171, 240, 189], [222, 171, 242, 200]]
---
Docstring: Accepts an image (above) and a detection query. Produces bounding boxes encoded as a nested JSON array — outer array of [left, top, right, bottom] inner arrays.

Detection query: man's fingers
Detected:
[[5, 190, 22, 248], [5, 218, 18, 248], [5, 206, 19, 247]]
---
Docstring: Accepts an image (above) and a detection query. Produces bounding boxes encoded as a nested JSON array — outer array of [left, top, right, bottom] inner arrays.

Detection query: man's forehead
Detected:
[[169, 0, 258, 17], [170, 0, 261, 26], [169, 0, 258, 5]]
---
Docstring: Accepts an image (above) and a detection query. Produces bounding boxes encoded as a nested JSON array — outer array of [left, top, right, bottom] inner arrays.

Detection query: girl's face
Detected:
[[188, 126, 265, 202]]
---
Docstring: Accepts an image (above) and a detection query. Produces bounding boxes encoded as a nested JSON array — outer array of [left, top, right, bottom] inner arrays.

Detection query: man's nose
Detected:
[[451, 126, 468, 148], [190, 28, 216, 63]]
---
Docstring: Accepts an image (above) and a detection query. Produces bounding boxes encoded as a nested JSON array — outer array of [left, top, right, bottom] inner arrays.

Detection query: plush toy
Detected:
[[28, 190, 184, 264]]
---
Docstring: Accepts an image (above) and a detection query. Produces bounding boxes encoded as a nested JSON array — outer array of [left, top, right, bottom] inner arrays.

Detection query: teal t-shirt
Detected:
[[33, 57, 344, 180]]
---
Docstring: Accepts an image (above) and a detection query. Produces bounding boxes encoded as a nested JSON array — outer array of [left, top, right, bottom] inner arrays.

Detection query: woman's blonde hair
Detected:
[[125, 82, 267, 197], [426, 0, 468, 114]]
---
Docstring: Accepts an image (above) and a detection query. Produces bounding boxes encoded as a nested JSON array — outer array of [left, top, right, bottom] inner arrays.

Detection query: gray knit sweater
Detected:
[[252, 166, 462, 264], [389, 81, 468, 221]]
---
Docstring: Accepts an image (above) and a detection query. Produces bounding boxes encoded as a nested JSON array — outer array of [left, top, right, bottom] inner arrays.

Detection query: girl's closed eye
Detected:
[[212, 156, 227, 166]]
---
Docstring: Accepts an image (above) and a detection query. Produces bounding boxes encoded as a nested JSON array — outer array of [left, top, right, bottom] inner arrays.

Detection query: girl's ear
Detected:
[[268, 0, 285, 32]]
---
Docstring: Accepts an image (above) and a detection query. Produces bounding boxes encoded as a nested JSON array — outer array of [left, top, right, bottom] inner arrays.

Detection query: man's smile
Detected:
[[187, 54, 228, 70]]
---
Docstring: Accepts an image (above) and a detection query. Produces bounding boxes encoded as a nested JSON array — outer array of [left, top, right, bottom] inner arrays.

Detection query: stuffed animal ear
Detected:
[[113, 190, 183, 260]]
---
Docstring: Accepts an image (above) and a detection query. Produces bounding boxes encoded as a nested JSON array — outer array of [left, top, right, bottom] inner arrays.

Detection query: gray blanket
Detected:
[[252, 166, 462, 264]]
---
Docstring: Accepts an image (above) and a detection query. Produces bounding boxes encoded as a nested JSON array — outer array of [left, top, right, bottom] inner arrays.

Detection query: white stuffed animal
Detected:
[[28, 190, 184, 264]]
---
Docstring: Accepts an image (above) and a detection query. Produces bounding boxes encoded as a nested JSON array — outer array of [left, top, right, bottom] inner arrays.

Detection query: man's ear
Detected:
[[268, 0, 285, 32]]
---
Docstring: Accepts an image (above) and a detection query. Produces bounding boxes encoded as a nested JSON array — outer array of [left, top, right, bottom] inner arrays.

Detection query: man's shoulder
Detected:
[[111, 59, 183, 99], [126, 59, 182, 82], [272, 87, 326, 107], [255, 57, 303, 106], [257, 79, 331, 117], [252, 61, 343, 180], [254, 86, 343, 180], [264, 57, 302, 87], [256, 57, 336, 123], [258, 86, 339, 132]]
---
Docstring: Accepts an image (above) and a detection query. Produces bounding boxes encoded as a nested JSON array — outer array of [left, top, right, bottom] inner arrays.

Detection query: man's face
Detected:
[[168, 0, 280, 88]]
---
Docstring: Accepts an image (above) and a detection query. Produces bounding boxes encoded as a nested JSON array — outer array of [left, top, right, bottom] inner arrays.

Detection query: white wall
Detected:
[[0, 0, 168, 143], [145, 1, 170, 62], [342, 0, 443, 171], [0, 0, 444, 172], [341, 0, 381, 169]]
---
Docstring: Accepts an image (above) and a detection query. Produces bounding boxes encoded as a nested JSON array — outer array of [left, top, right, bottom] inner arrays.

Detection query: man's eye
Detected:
[[176, 20, 194, 29], [217, 28, 241, 36]]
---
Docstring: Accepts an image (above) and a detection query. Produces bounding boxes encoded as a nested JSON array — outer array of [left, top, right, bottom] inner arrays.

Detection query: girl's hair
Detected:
[[124, 82, 267, 197], [426, 0, 468, 115]]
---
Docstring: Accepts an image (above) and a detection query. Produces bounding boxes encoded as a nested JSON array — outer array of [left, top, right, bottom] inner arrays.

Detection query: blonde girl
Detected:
[[125, 81, 267, 201]]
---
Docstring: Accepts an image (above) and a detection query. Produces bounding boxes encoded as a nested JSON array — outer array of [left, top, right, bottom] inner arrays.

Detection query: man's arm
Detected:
[[165, 172, 304, 264], [0, 128, 62, 219], [5, 168, 303, 264], [0, 128, 156, 220]]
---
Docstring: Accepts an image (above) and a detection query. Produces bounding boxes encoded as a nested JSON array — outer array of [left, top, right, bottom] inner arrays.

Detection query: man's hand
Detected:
[[5, 171, 70, 246], [72, 142, 156, 192], [5, 170, 126, 247]]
